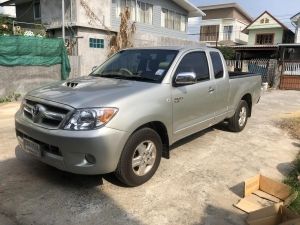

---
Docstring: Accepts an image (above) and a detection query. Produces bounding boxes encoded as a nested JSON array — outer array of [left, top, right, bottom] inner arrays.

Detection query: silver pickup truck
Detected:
[[15, 46, 261, 186]]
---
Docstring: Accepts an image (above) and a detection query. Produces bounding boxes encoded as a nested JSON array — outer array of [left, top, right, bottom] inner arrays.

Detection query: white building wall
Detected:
[[200, 18, 248, 45], [188, 17, 202, 41], [77, 28, 109, 76], [296, 19, 300, 43]]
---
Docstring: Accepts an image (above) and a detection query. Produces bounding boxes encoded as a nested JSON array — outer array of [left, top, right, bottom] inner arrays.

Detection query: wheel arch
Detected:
[[241, 93, 252, 117], [133, 121, 170, 159]]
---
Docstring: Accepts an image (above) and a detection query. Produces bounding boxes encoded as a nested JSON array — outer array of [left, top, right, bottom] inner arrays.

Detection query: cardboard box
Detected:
[[233, 174, 300, 225], [246, 203, 300, 225], [234, 174, 296, 213]]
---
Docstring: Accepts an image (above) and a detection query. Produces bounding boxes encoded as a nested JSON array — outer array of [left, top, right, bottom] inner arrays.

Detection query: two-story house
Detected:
[[0, 0, 205, 76], [198, 3, 252, 46], [233, 11, 294, 59]]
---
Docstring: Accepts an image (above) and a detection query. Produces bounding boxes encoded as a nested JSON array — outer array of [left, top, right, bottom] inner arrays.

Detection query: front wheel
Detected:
[[228, 100, 249, 132], [115, 128, 162, 187]]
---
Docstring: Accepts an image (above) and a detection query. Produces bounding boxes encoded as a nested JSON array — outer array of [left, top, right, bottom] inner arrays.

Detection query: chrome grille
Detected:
[[23, 99, 70, 128]]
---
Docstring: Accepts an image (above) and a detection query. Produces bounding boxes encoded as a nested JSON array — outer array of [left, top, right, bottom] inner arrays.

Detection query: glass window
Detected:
[[256, 34, 274, 45], [161, 9, 167, 28], [89, 38, 104, 48], [223, 26, 233, 41], [116, 0, 136, 20], [210, 52, 224, 79], [161, 8, 187, 32], [137, 1, 153, 24], [180, 15, 186, 32], [175, 52, 210, 82], [34, 0, 41, 20], [91, 49, 178, 83]]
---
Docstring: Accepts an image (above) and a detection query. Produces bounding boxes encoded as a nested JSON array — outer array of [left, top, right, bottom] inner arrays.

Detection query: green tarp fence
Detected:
[[0, 36, 71, 80]]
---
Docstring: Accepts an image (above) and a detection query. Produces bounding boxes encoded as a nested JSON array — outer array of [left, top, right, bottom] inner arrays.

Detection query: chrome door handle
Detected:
[[208, 87, 215, 93]]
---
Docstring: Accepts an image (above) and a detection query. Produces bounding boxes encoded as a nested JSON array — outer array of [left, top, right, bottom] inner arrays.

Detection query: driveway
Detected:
[[0, 90, 300, 225]]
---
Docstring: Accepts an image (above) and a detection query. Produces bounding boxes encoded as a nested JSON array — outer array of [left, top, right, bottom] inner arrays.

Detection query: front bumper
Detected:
[[15, 110, 130, 175]]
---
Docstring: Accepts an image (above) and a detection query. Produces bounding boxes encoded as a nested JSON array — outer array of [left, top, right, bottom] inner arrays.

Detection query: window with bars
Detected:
[[161, 8, 187, 32], [89, 38, 104, 49], [255, 34, 274, 45], [200, 25, 220, 42]]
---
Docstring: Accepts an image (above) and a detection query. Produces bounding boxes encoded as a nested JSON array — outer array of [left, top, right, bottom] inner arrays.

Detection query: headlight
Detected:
[[64, 108, 118, 130]]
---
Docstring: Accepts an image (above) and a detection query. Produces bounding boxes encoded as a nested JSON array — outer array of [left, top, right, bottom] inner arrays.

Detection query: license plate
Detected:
[[23, 138, 41, 157]]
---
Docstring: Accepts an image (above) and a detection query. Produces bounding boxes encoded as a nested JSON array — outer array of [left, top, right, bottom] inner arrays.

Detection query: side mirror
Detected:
[[92, 66, 97, 72], [174, 72, 197, 86]]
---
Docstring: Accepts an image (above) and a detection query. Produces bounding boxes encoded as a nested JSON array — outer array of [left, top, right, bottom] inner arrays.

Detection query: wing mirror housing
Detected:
[[174, 72, 197, 86]]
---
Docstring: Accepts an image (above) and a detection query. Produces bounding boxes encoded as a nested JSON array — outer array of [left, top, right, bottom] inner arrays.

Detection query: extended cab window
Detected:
[[175, 52, 210, 82], [210, 52, 224, 79]]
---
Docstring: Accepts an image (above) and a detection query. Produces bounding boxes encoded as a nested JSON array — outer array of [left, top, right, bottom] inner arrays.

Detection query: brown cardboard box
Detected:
[[233, 174, 299, 225], [246, 203, 300, 225], [234, 174, 296, 213]]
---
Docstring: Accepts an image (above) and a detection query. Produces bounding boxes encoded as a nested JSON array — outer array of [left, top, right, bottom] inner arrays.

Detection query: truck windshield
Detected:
[[90, 49, 178, 83]]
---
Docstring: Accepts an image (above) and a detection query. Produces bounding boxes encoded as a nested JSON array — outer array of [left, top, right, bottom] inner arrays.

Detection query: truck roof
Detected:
[[124, 46, 216, 52]]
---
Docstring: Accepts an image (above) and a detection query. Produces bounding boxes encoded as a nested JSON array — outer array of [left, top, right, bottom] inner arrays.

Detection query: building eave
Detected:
[[198, 2, 252, 22], [172, 0, 206, 17], [291, 12, 300, 25], [0, 0, 31, 6], [242, 11, 294, 34]]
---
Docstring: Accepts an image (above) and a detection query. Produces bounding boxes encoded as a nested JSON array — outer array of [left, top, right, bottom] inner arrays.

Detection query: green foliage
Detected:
[[0, 15, 13, 36], [280, 117, 300, 212], [0, 93, 21, 103], [284, 158, 300, 212], [217, 46, 235, 60]]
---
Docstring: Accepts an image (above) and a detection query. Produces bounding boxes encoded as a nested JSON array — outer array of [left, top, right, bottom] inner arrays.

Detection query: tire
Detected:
[[228, 100, 249, 132], [115, 127, 162, 187]]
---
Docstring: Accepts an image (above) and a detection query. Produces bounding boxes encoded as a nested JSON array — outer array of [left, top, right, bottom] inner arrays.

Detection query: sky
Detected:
[[190, 0, 300, 30], [0, 0, 299, 29]]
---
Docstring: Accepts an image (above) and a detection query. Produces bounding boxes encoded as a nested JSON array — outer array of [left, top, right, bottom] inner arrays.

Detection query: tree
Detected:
[[217, 46, 235, 60], [108, 7, 136, 56]]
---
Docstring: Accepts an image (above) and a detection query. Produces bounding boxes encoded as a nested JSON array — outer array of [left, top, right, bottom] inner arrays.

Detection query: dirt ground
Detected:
[[0, 90, 300, 225]]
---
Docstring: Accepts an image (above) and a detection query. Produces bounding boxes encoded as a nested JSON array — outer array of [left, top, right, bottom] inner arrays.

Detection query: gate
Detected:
[[280, 61, 300, 90], [226, 59, 277, 86]]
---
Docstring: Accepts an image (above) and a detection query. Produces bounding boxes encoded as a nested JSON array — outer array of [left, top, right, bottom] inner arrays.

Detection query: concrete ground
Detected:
[[0, 90, 300, 225]]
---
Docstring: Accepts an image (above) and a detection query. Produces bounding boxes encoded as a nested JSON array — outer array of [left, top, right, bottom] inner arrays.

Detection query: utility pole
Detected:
[[62, 0, 65, 42]]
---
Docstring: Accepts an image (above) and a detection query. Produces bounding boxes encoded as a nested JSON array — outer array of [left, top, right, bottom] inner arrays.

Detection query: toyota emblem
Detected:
[[32, 105, 40, 116]]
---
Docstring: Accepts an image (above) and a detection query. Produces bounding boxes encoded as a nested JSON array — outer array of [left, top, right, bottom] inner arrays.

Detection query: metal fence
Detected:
[[282, 61, 300, 76], [226, 59, 277, 85], [280, 61, 300, 90]]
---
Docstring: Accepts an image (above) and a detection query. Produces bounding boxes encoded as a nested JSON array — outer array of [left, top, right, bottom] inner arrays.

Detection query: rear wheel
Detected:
[[115, 128, 162, 187], [228, 100, 249, 132]]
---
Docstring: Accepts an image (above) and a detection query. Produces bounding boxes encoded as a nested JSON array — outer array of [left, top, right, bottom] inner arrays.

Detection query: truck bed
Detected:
[[229, 72, 260, 79]]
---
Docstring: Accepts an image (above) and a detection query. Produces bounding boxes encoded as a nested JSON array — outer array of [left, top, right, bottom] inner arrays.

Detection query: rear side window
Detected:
[[210, 52, 224, 79], [175, 52, 210, 82]]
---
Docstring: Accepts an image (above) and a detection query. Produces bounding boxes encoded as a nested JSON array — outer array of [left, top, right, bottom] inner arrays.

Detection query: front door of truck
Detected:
[[172, 51, 216, 141]]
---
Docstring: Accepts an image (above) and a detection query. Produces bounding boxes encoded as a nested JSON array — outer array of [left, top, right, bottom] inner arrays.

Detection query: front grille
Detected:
[[16, 130, 62, 156], [23, 99, 70, 128]]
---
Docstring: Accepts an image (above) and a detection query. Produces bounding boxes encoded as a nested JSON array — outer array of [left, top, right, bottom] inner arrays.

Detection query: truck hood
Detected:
[[27, 76, 157, 108]]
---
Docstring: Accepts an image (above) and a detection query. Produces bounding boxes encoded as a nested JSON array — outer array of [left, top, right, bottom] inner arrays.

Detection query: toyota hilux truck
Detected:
[[15, 47, 261, 186]]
